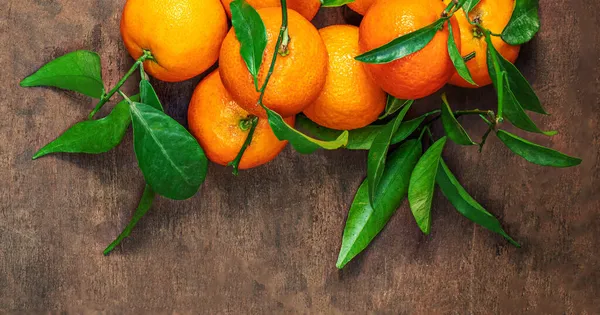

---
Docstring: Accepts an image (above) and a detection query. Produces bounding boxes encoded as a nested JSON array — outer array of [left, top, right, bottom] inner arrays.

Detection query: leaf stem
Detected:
[[258, 0, 288, 104], [89, 50, 152, 119], [229, 116, 259, 175], [229, 0, 288, 174]]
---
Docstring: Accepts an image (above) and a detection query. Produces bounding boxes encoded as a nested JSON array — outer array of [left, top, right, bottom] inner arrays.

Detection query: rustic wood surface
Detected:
[[1, 0, 599, 313]]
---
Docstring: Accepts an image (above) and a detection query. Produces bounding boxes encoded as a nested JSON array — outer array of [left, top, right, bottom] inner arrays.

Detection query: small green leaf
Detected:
[[379, 96, 410, 120], [130, 102, 208, 200], [140, 80, 163, 111], [447, 23, 477, 86], [462, 0, 481, 13], [230, 0, 268, 90], [103, 185, 156, 255], [436, 159, 519, 246], [408, 137, 447, 234], [502, 74, 556, 136], [356, 18, 447, 64], [486, 35, 547, 115], [496, 130, 581, 168], [487, 36, 553, 135], [368, 103, 413, 205], [265, 107, 348, 154], [441, 94, 475, 146], [296, 111, 434, 150], [501, 0, 540, 45], [337, 140, 422, 269], [320, 0, 354, 7], [20, 50, 105, 98], [32, 95, 139, 160]]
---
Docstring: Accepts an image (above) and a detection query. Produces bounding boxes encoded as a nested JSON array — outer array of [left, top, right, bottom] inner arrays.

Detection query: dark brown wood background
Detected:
[[2, 0, 599, 313]]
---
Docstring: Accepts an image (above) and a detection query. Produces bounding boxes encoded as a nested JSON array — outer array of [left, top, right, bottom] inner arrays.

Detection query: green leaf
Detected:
[[496, 130, 582, 168], [337, 140, 422, 269], [408, 137, 447, 234], [103, 185, 156, 255], [436, 159, 519, 246], [487, 37, 554, 135], [20, 50, 104, 98], [462, 0, 481, 13], [296, 112, 433, 150], [32, 95, 139, 160], [265, 107, 348, 154], [140, 80, 163, 111], [230, 0, 268, 90], [447, 23, 477, 86], [501, 0, 540, 45], [486, 35, 547, 115], [367, 103, 413, 205], [130, 102, 208, 200], [441, 94, 475, 146], [379, 96, 410, 120], [356, 18, 447, 64], [320, 0, 354, 7], [501, 74, 556, 135]]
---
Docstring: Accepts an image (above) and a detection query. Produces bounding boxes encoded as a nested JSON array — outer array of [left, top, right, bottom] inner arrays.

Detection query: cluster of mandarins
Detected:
[[121, 0, 519, 170]]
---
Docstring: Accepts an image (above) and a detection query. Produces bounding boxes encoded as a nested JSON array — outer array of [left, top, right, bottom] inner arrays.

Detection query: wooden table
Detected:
[[2, 0, 599, 313]]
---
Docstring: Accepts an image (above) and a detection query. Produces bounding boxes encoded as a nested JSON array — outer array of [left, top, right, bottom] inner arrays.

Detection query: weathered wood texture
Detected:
[[1, 0, 599, 313]]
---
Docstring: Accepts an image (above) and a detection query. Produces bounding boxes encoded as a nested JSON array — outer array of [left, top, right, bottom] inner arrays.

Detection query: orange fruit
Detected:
[[221, 0, 321, 21], [348, 0, 376, 15], [358, 0, 461, 100], [121, 0, 228, 82], [444, 0, 520, 88], [188, 70, 294, 170], [219, 8, 328, 119], [303, 25, 386, 130]]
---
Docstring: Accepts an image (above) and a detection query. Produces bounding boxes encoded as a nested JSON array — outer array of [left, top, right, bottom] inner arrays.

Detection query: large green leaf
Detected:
[[20, 50, 105, 98], [230, 0, 268, 90], [408, 137, 447, 234], [436, 159, 519, 246], [496, 130, 581, 168], [441, 94, 475, 146], [447, 23, 476, 86], [130, 102, 208, 200], [337, 140, 422, 269], [501, 0, 540, 45], [265, 107, 348, 154], [296, 113, 431, 150], [367, 103, 412, 205], [103, 185, 156, 255], [356, 18, 447, 64], [32, 95, 139, 159]]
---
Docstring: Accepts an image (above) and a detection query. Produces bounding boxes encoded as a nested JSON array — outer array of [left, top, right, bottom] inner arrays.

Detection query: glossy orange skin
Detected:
[[303, 25, 386, 130], [219, 8, 328, 118], [188, 70, 294, 169], [221, 0, 321, 21], [121, 0, 228, 82], [348, 0, 376, 15], [358, 0, 461, 100], [445, 0, 521, 88]]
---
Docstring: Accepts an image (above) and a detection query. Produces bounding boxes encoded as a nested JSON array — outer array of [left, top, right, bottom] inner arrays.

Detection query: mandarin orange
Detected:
[[188, 70, 294, 170], [121, 0, 228, 82], [358, 0, 461, 100]]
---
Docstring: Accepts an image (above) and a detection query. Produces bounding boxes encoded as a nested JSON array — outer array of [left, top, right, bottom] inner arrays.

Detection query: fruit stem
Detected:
[[88, 50, 152, 120], [229, 116, 259, 176]]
